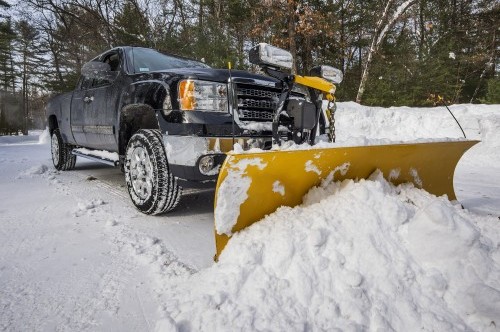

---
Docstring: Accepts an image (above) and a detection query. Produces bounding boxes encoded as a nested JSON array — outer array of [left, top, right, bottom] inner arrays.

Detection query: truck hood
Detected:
[[158, 68, 280, 88]]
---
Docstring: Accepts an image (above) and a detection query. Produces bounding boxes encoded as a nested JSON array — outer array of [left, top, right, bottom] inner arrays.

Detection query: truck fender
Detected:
[[128, 80, 171, 111], [118, 104, 160, 156]]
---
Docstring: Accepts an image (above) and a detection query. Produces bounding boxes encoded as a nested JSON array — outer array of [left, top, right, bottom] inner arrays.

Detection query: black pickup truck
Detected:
[[47, 44, 342, 215]]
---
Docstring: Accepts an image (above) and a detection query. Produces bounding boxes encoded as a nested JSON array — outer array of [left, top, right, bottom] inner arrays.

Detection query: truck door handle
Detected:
[[84, 96, 94, 103]]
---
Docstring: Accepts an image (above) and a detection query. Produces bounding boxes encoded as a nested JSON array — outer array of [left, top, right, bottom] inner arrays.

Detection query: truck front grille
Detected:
[[235, 83, 280, 122], [239, 109, 274, 121]]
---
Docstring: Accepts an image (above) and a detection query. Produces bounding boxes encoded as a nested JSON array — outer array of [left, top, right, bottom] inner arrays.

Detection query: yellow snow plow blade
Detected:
[[214, 140, 478, 259]]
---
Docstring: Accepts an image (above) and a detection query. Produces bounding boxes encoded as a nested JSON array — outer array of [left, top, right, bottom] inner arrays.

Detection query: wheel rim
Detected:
[[129, 146, 154, 200], [51, 133, 60, 164]]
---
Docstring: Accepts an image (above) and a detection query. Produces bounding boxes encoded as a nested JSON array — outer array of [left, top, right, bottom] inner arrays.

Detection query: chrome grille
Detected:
[[239, 110, 274, 120], [236, 83, 280, 122], [238, 87, 279, 99], [239, 98, 277, 109]]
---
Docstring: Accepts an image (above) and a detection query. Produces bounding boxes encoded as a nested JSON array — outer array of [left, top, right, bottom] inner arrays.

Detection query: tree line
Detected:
[[0, 0, 498, 131]]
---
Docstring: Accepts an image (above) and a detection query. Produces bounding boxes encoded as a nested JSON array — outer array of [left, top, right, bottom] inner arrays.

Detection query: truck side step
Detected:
[[72, 148, 119, 166]]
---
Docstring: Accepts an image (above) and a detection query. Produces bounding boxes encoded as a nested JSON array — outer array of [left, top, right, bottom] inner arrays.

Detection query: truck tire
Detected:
[[124, 129, 182, 215], [51, 128, 76, 171]]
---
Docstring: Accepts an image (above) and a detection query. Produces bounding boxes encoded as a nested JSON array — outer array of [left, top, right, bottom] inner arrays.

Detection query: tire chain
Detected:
[[325, 100, 337, 143]]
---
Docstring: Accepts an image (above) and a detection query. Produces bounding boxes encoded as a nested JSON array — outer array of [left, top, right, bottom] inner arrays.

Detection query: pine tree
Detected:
[[113, 1, 152, 47], [15, 20, 46, 132], [0, 18, 16, 92], [482, 77, 500, 104]]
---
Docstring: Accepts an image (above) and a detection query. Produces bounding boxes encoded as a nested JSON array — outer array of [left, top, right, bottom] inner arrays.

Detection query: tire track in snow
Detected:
[[0, 195, 138, 331], [3, 166, 141, 330], [49, 164, 198, 326], [4, 155, 205, 329]]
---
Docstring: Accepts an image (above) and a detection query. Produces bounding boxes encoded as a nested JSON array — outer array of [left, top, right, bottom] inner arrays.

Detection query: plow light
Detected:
[[249, 43, 293, 70], [310, 65, 343, 84]]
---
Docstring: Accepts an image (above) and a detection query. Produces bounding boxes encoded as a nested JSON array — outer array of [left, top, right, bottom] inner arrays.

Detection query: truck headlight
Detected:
[[178, 79, 228, 112]]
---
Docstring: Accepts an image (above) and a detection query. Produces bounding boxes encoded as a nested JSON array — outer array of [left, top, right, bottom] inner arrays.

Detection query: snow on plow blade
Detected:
[[213, 140, 479, 259]]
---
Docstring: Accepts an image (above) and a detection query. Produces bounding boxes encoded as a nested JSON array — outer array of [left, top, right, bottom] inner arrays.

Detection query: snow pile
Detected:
[[161, 173, 500, 331], [466, 111, 500, 166], [336, 102, 479, 142], [335, 102, 500, 163]]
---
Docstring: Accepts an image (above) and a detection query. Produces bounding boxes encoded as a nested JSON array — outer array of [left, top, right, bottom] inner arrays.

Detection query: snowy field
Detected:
[[0, 102, 499, 331]]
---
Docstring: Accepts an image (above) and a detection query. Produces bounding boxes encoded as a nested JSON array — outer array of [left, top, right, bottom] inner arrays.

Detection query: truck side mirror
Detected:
[[81, 61, 118, 82]]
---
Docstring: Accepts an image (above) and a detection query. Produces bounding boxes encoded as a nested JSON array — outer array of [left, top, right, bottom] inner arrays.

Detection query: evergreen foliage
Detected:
[[482, 78, 500, 104], [0, 18, 16, 92], [1, 0, 497, 131]]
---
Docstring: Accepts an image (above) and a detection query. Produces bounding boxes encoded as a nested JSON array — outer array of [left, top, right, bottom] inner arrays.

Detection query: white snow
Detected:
[[334, 102, 497, 144], [38, 127, 50, 144], [164, 135, 209, 166], [272, 180, 285, 196], [408, 167, 423, 188], [239, 121, 288, 132], [305, 159, 321, 175], [162, 171, 500, 331], [214, 158, 267, 235], [0, 102, 499, 331], [74, 147, 119, 162], [20, 163, 49, 176]]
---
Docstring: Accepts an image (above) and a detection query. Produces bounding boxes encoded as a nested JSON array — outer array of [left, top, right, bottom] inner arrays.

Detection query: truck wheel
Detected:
[[124, 129, 182, 215], [51, 128, 76, 171]]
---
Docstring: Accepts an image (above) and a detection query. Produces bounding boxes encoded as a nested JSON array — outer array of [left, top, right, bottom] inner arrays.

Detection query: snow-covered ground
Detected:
[[0, 103, 499, 331]]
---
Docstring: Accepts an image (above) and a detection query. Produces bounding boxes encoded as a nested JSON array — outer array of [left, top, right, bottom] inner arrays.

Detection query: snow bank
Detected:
[[335, 102, 492, 142], [161, 172, 500, 331], [0, 131, 41, 145], [335, 102, 500, 165]]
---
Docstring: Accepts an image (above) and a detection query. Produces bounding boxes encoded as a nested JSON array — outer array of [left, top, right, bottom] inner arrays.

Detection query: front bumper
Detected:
[[163, 135, 273, 186]]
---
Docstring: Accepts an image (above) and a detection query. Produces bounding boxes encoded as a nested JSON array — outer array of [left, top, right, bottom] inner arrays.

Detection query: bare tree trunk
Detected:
[[287, 0, 297, 74], [23, 54, 28, 135], [470, 30, 496, 103], [198, 0, 204, 32], [356, 0, 417, 104], [418, 0, 425, 59], [339, 0, 346, 72], [9, 50, 15, 93], [356, 0, 393, 103]]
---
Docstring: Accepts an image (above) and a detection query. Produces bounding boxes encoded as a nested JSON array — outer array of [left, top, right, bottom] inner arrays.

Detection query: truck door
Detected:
[[83, 51, 122, 151], [70, 76, 93, 145]]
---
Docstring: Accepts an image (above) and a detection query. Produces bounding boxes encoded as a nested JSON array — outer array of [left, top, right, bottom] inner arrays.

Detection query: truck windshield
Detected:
[[130, 48, 210, 73]]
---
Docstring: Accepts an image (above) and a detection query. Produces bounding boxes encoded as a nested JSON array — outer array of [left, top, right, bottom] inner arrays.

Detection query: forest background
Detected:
[[0, 0, 498, 133]]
